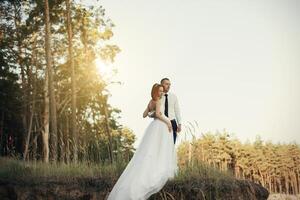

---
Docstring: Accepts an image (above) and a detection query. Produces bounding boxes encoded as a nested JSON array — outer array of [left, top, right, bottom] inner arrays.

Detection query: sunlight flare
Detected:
[[95, 58, 115, 80]]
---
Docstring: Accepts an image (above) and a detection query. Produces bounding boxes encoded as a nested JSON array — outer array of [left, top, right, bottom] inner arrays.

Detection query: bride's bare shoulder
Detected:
[[148, 99, 156, 109], [148, 99, 161, 109]]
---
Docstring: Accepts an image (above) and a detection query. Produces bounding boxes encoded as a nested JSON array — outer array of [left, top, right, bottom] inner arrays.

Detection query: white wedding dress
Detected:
[[107, 99, 179, 200]]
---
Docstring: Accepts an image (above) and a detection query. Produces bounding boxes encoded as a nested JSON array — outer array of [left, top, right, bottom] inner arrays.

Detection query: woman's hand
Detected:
[[143, 100, 152, 118]]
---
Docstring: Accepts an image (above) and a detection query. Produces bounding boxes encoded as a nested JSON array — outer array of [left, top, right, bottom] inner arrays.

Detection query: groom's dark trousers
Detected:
[[171, 119, 177, 144]]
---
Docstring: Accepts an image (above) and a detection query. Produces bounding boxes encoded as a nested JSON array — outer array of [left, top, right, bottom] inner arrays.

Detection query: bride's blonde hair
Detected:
[[151, 83, 163, 101]]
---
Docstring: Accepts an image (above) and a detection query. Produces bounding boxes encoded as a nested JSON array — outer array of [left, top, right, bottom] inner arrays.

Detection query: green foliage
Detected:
[[177, 123, 300, 195], [0, 0, 129, 164]]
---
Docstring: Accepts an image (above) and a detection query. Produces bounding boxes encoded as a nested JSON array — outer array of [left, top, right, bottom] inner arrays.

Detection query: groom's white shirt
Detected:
[[161, 91, 182, 125]]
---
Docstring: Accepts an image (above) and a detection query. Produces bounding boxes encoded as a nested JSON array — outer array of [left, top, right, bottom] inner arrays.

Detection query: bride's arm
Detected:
[[155, 100, 172, 131], [143, 100, 151, 118]]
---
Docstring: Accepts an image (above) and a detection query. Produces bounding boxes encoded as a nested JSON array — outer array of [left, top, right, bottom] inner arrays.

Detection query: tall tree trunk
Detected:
[[104, 96, 113, 164], [42, 70, 49, 163], [0, 111, 4, 155], [23, 34, 37, 161], [81, 15, 88, 162], [22, 80, 35, 161], [44, 0, 58, 162], [66, 0, 77, 163], [66, 115, 70, 164], [32, 125, 37, 162], [13, 2, 28, 159]]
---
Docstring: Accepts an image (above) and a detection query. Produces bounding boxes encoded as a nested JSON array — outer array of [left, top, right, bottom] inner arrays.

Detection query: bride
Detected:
[[107, 83, 179, 200]]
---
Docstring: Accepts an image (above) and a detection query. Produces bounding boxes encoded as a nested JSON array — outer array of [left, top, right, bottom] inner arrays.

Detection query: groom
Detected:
[[151, 78, 182, 144]]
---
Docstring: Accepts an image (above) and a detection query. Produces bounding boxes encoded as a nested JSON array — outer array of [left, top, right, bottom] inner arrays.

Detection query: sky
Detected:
[[84, 0, 300, 148]]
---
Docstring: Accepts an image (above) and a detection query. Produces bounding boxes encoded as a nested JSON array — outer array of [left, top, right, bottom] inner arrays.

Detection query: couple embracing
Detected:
[[107, 77, 182, 200]]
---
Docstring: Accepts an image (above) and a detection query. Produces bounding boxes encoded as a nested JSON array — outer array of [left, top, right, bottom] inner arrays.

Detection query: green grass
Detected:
[[0, 157, 249, 200], [0, 156, 234, 184], [175, 160, 234, 182], [0, 157, 124, 182]]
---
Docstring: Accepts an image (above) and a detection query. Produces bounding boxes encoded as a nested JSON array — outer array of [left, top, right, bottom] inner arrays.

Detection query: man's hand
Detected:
[[177, 124, 182, 133], [167, 121, 172, 132]]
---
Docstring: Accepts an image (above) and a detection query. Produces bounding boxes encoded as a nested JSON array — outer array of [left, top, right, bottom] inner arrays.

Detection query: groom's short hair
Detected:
[[160, 78, 170, 84]]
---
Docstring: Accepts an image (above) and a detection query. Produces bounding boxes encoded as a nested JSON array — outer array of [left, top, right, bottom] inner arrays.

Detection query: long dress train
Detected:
[[107, 101, 178, 200]]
